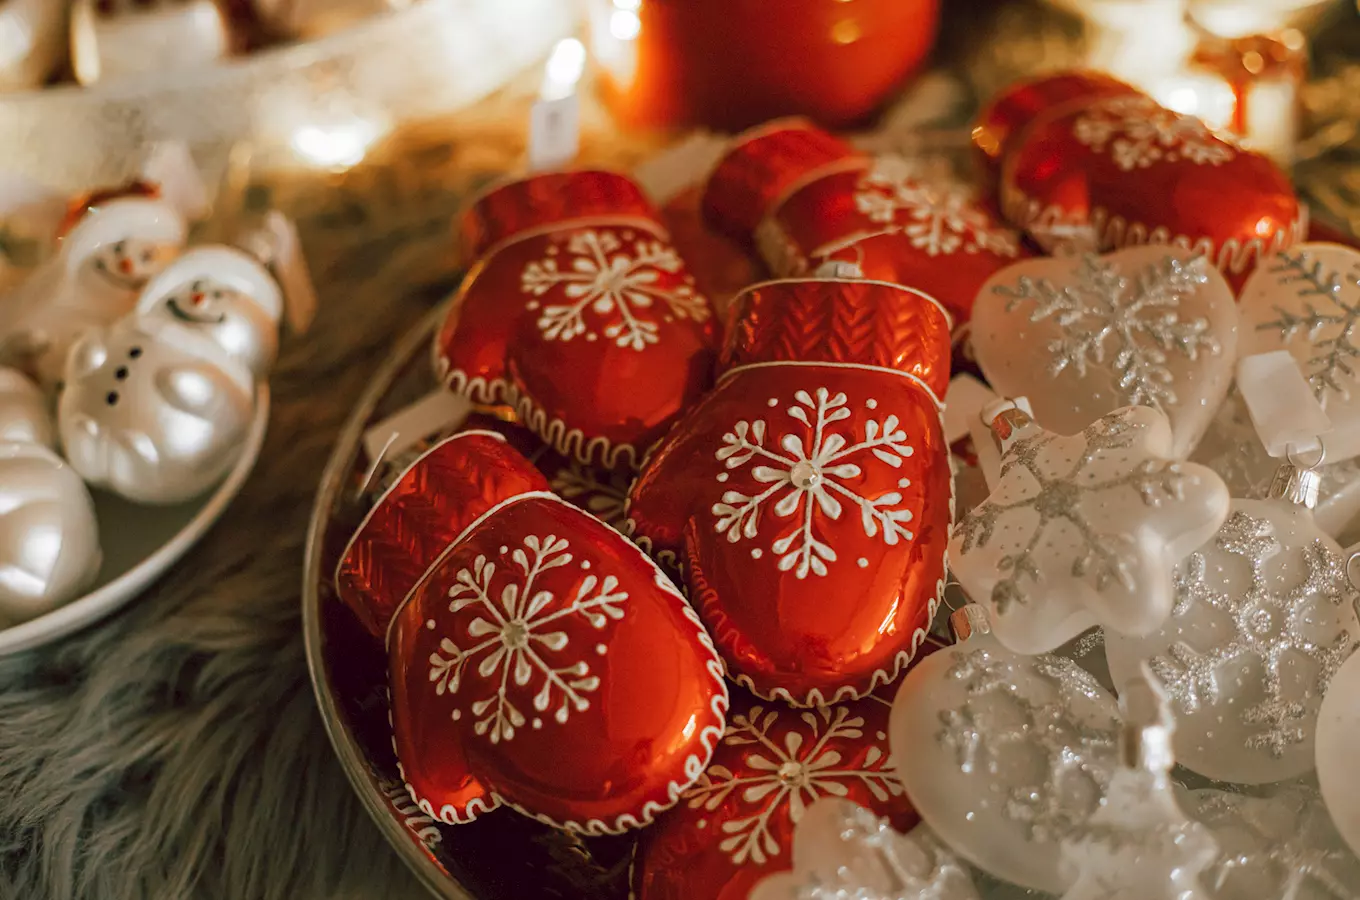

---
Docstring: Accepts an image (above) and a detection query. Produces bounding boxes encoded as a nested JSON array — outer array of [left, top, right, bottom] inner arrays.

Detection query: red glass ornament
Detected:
[[436, 170, 718, 471], [385, 437, 729, 833], [631, 686, 916, 899], [627, 277, 952, 706], [700, 120, 1026, 325]]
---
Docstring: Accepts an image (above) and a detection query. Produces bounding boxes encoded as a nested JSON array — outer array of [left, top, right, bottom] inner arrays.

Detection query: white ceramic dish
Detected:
[[0, 385, 270, 656]]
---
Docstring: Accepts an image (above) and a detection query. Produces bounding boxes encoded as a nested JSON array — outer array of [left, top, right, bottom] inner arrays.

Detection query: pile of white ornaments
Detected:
[[0, 163, 309, 628], [754, 244, 1360, 898]]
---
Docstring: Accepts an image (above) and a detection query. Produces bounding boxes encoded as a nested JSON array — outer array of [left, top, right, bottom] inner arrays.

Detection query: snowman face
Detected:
[[143, 277, 278, 377], [57, 320, 255, 505], [87, 237, 173, 290]]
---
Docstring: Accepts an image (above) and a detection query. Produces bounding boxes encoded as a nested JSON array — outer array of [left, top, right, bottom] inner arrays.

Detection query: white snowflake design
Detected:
[[426, 534, 627, 744], [993, 254, 1221, 411], [1151, 511, 1359, 757], [956, 411, 1198, 613], [852, 158, 1019, 258], [549, 461, 631, 528], [711, 387, 917, 579], [683, 704, 903, 867], [1072, 95, 1236, 171], [938, 649, 1119, 843], [1256, 249, 1360, 401], [520, 229, 710, 352]]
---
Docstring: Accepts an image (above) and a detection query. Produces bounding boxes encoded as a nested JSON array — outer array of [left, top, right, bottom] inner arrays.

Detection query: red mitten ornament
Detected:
[[436, 171, 717, 470], [700, 121, 1024, 325], [627, 277, 953, 706], [994, 73, 1304, 282], [385, 437, 728, 833], [631, 687, 913, 900]]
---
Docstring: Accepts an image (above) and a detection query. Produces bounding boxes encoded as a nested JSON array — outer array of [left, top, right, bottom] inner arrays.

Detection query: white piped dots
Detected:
[[857, 558, 869, 568], [717, 472, 729, 482], [595, 643, 608, 655], [451, 709, 462, 721], [898, 478, 912, 488], [499, 546, 509, 555], [751, 549, 763, 559], [533, 718, 543, 730], [426, 620, 436, 630], [767, 398, 779, 407], [866, 398, 878, 409], [580, 559, 591, 570]]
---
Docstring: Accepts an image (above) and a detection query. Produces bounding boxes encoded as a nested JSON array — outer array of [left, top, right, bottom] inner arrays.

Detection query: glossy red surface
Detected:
[[628, 279, 952, 705], [437, 172, 718, 471], [631, 686, 917, 899], [334, 432, 550, 638], [388, 490, 728, 832]]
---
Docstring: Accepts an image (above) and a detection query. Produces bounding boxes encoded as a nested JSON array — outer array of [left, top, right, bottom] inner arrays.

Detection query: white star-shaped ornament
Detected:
[[949, 402, 1230, 654]]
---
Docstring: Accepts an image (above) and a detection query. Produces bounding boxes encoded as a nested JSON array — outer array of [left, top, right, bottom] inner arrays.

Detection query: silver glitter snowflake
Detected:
[[1151, 511, 1359, 756], [956, 411, 1196, 613], [992, 254, 1220, 412], [938, 649, 1118, 844], [1256, 248, 1360, 401]]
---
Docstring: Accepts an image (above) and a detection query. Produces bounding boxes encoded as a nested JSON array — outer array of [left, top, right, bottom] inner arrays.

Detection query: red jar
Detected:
[[588, 0, 941, 131]]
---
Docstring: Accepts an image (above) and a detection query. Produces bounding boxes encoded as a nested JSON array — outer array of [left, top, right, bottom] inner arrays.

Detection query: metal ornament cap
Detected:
[[1268, 461, 1321, 509]]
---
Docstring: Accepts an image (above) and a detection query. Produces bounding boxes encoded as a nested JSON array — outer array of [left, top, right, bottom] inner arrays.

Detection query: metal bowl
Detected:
[[300, 307, 633, 900]]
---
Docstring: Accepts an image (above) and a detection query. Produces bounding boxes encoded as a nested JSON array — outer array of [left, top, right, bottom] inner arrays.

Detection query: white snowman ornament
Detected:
[[0, 195, 187, 392], [57, 246, 282, 505], [0, 368, 101, 627]]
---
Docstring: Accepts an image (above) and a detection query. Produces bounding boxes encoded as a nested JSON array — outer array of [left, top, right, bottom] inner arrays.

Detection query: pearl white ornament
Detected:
[[1057, 666, 1220, 900], [749, 799, 980, 900], [0, 442, 101, 624], [58, 314, 256, 505], [1106, 465, 1360, 785], [0, 367, 54, 448], [889, 605, 1121, 894], [972, 248, 1238, 458], [949, 403, 1230, 654], [134, 246, 283, 379], [1180, 784, 1360, 899], [0, 197, 186, 392], [1317, 648, 1360, 861]]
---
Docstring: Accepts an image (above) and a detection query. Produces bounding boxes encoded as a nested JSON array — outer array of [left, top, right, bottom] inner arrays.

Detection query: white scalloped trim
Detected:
[[1001, 186, 1309, 276], [386, 494, 729, 835]]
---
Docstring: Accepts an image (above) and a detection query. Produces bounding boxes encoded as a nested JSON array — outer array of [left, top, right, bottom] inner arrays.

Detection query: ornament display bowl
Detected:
[[301, 308, 634, 900], [0, 385, 270, 656], [0, 0, 574, 192]]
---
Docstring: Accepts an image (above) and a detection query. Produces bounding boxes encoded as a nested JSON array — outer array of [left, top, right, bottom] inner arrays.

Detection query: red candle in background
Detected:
[[588, 0, 941, 131]]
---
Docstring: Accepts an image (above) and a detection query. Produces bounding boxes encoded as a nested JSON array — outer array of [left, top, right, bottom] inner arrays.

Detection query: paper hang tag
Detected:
[[632, 132, 728, 206], [968, 394, 1033, 493], [1236, 350, 1331, 459], [361, 390, 473, 474], [943, 374, 998, 446], [240, 211, 317, 335], [527, 94, 581, 173], [140, 142, 210, 222]]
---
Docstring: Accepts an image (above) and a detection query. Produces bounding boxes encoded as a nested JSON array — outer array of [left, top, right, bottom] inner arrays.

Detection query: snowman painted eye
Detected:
[[115, 367, 128, 381], [129, 347, 142, 358], [106, 391, 119, 406]]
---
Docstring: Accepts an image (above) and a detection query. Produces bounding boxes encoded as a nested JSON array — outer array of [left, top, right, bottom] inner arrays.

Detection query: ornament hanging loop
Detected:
[[1271, 439, 1325, 509], [1285, 439, 1326, 471]]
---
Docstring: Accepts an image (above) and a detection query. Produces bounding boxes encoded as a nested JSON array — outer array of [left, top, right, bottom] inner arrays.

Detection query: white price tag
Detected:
[[250, 211, 317, 335], [528, 95, 581, 173], [632, 132, 727, 205], [140, 142, 209, 221], [969, 396, 1034, 492], [362, 390, 473, 468], [943, 374, 998, 446], [1236, 351, 1331, 459]]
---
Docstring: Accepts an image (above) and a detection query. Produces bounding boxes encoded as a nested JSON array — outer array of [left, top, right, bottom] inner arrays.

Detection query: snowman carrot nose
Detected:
[[191, 292, 205, 306], [119, 257, 133, 274]]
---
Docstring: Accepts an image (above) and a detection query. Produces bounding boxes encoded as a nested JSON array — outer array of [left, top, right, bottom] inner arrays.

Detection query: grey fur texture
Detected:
[[0, 211, 453, 900]]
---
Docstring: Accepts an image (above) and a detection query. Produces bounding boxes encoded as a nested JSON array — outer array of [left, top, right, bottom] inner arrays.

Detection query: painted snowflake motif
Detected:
[[711, 387, 917, 579], [993, 254, 1221, 411], [956, 411, 1197, 613], [938, 649, 1118, 843], [1256, 249, 1360, 401], [683, 704, 903, 867], [1073, 95, 1236, 171], [426, 534, 627, 744], [852, 157, 1020, 258], [1151, 511, 1358, 756], [521, 229, 710, 351], [549, 461, 631, 528]]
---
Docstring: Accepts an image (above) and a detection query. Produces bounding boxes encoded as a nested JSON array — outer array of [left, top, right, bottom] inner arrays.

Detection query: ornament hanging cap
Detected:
[[1269, 448, 1324, 510], [1119, 663, 1175, 774], [949, 604, 991, 643]]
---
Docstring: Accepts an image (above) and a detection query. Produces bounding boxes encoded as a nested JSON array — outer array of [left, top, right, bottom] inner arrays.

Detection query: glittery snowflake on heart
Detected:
[[992, 254, 1221, 412], [852, 156, 1019, 258], [938, 649, 1118, 844], [1150, 511, 1359, 757], [521, 229, 710, 351], [683, 704, 903, 867], [427, 534, 627, 744], [711, 387, 917, 579], [1072, 95, 1236, 171], [955, 409, 1199, 615], [1255, 248, 1360, 401]]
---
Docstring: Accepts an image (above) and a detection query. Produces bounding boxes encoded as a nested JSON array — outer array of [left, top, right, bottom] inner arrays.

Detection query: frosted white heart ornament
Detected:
[[971, 247, 1238, 458], [949, 403, 1230, 654]]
